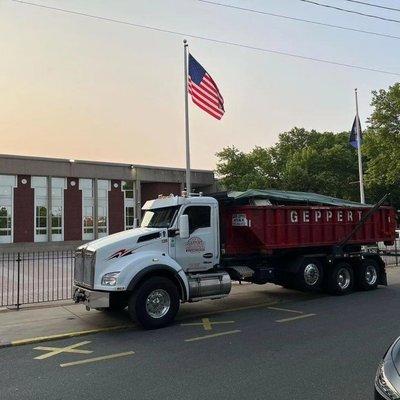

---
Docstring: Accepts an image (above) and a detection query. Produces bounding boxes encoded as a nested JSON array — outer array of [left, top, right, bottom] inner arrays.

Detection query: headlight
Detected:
[[375, 361, 400, 400], [101, 272, 120, 286]]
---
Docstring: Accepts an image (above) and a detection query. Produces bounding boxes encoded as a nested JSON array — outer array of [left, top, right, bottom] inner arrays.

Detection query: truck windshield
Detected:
[[140, 206, 180, 229]]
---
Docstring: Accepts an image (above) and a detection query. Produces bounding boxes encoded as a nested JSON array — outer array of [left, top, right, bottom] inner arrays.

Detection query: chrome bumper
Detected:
[[73, 285, 109, 309]]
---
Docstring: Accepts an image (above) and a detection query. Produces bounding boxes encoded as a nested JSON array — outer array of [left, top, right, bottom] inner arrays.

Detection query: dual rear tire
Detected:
[[326, 259, 379, 294], [282, 257, 380, 295]]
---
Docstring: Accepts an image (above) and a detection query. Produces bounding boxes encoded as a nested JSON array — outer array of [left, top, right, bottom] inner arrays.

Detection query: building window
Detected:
[[97, 180, 109, 238], [51, 178, 65, 241], [122, 181, 135, 230], [36, 206, 47, 235], [32, 176, 48, 242], [80, 179, 94, 240], [0, 175, 15, 243], [0, 206, 12, 238]]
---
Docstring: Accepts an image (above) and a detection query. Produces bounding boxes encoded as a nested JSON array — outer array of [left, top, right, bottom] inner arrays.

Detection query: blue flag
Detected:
[[349, 115, 362, 149]]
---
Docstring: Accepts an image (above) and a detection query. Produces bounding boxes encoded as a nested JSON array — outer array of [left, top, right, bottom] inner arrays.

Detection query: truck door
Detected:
[[174, 204, 217, 272]]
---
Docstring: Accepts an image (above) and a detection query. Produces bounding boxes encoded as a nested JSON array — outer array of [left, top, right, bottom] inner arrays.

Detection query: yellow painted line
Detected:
[[34, 341, 92, 360], [60, 351, 135, 367], [267, 306, 304, 314], [185, 330, 241, 342], [181, 318, 235, 331], [276, 314, 316, 323], [7, 325, 134, 348], [177, 300, 280, 322]]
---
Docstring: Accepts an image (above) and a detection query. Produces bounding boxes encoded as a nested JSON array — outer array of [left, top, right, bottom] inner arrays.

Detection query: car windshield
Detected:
[[140, 206, 180, 229]]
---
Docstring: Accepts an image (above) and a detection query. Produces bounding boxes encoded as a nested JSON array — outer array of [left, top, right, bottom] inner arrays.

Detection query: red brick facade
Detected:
[[141, 182, 182, 205], [13, 175, 34, 243], [108, 180, 124, 234], [64, 177, 82, 241]]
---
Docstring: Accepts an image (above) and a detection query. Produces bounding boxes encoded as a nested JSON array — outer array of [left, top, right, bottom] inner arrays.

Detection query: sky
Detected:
[[1, 0, 399, 170]]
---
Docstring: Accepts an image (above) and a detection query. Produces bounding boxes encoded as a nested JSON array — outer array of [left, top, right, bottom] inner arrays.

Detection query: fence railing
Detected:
[[0, 251, 74, 308]]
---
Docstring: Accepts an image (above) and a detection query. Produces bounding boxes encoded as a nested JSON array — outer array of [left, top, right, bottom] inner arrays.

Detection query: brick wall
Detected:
[[108, 180, 124, 234], [140, 182, 182, 205], [64, 177, 82, 241], [13, 175, 34, 243]]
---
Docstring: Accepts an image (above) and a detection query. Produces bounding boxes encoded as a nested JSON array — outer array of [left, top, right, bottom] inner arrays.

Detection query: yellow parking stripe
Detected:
[[276, 314, 316, 323], [185, 330, 241, 342], [60, 351, 135, 367], [9, 325, 133, 347], [267, 306, 304, 314]]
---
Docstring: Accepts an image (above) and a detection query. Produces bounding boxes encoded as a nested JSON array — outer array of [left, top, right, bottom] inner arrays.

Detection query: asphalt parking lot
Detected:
[[1, 270, 400, 400]]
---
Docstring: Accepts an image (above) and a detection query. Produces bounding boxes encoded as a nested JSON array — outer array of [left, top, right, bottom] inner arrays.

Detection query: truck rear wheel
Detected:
[[357, 259, 379, 291], [327, 262, 354, 295], [296, 258, 323, 291], [128, 276, 180, 330]]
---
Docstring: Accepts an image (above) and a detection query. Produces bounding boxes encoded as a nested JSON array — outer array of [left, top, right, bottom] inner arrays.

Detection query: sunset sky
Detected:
[[1, 0, 399, 170]]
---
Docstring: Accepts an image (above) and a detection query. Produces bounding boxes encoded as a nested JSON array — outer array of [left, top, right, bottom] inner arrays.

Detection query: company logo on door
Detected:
[[185, 237, 205, 253]]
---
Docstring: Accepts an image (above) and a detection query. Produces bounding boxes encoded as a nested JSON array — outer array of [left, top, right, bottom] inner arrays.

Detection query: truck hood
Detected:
[[81, 227, 164, 255]]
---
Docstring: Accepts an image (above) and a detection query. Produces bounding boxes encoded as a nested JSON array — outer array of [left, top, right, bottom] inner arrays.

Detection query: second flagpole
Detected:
[[183, 39, 191, 194]]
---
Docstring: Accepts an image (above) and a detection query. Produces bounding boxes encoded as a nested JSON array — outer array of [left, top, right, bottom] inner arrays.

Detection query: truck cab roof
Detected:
[[142, 195, 218, 210]]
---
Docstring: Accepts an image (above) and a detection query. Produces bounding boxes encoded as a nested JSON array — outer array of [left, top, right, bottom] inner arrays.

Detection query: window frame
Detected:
[[182, 205, 211, 233], [0, 175, 15, 243]]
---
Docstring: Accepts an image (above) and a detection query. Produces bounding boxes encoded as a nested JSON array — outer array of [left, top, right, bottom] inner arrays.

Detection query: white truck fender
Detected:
[[117, 251, 189, 301]]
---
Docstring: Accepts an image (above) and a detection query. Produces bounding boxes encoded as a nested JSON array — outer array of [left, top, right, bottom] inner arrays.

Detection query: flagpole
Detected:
[[183, 39, 191, 195], [355, 88, 365, 204]]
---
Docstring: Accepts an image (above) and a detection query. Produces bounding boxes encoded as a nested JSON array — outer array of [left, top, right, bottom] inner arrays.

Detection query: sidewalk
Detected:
[[0, 283, 305, 348]]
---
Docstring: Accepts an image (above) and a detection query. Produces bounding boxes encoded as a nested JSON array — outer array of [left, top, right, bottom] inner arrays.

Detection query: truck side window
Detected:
[[183, 206, 211, 232]]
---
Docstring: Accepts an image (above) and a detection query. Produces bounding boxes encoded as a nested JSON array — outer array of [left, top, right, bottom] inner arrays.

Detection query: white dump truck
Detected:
[[73, 190, 395, 329]]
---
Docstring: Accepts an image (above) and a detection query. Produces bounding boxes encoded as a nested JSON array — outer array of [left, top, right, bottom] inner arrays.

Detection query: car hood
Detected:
[[391, 337, 400, 377]]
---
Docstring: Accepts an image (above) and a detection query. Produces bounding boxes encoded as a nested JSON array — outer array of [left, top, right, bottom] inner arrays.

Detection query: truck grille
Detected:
[[74, 249, 95, 288]]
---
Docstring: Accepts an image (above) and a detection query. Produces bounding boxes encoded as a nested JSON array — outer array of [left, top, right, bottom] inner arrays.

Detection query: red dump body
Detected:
[[221, 205, 396, 257]]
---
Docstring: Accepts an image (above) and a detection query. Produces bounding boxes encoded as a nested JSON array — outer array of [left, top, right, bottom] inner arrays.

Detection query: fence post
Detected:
[[16, 252, 21, 310]]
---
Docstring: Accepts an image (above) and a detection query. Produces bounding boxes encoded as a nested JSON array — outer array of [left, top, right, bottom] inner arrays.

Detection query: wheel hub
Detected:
[[145, 289, 171, 319], [365, 265, 378, 286], [304, 263, 320, 286], [337, 268, 351, 290]]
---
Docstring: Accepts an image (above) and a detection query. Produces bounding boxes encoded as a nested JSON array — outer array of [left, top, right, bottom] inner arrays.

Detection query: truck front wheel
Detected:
[[128, 276, 180, 330], [327, 262, 354, 295]]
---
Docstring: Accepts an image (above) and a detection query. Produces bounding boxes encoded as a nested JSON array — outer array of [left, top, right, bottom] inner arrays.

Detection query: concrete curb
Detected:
[[0, 325, 135, 349]]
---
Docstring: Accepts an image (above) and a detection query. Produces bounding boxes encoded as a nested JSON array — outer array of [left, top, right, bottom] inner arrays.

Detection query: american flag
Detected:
[[188, 54, 225, 120]]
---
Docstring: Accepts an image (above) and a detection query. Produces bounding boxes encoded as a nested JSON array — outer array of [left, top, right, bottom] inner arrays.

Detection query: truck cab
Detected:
[[73, 194, 231, 329]]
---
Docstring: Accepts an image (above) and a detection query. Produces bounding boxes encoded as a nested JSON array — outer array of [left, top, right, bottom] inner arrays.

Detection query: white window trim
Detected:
[[80, 179, 95, 241], [0, 175, 16, 244]]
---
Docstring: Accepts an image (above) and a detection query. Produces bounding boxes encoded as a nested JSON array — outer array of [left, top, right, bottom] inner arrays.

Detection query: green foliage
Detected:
[[363, 83, 400, 206], [216, 128, 359, 201]]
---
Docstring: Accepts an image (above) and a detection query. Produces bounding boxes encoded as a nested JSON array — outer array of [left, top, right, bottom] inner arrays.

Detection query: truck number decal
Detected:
[[232, 214, 248, 227]]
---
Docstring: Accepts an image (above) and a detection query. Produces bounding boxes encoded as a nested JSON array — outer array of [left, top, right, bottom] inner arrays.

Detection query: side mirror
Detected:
[[179, 215, 190, 239]]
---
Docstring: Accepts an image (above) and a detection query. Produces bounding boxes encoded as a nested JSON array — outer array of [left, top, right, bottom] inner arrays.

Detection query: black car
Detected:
[[375, 337, 400, 399]]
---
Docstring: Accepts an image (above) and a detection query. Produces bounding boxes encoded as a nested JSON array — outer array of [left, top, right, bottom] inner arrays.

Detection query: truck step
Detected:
[[226, 266, 254, 280]]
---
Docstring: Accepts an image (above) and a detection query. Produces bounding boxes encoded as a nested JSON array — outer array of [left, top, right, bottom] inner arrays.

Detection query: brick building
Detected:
[[0, 154, 215, 247]]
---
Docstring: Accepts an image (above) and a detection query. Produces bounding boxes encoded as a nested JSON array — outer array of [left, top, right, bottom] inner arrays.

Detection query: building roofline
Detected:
[[0, 154, 213, 174]]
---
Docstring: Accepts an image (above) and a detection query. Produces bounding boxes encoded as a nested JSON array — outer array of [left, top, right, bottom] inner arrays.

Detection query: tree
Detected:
[[363, 83, 400, 207], [216, 128, 360, 200]]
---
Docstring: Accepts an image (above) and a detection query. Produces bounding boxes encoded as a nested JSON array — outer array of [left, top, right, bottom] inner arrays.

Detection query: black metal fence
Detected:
[[0, 251, 74, 308]]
